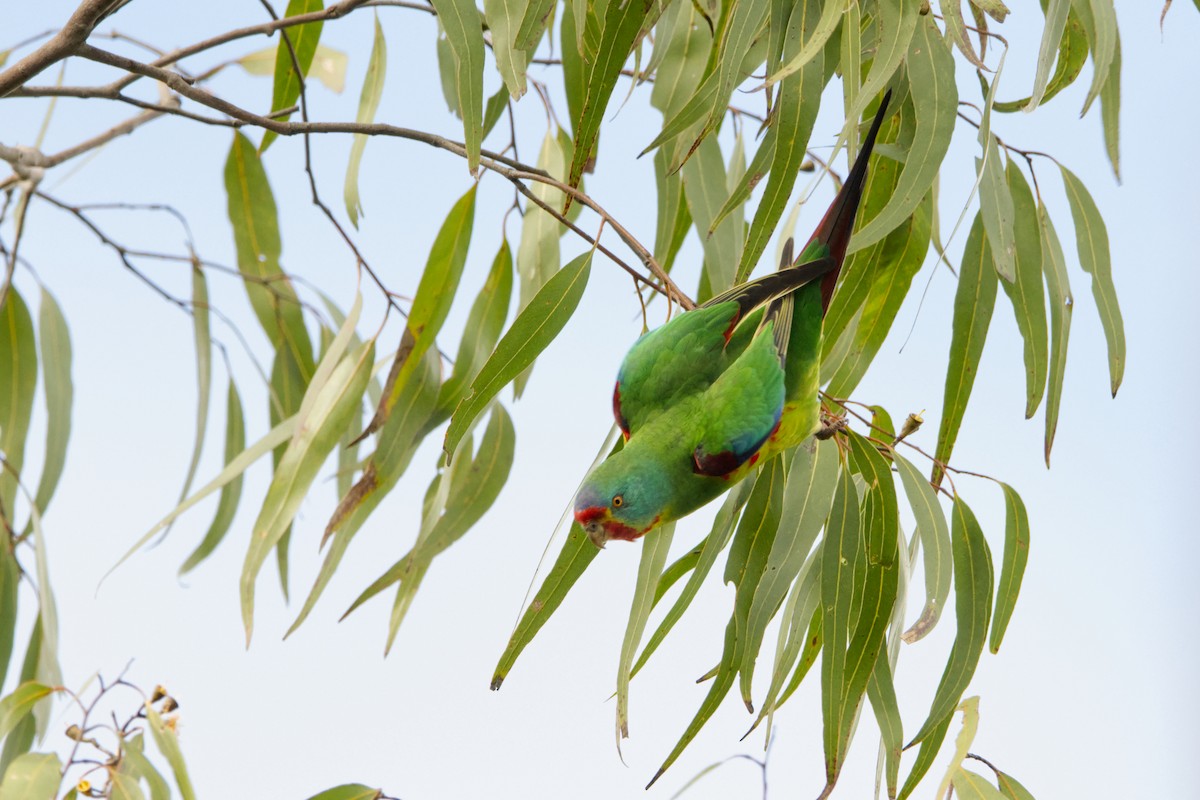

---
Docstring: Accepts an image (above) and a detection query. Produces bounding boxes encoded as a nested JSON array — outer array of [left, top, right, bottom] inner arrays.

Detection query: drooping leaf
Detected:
[[738, 437, 838, 705], [0, 752, 60, 800], [238, 43, 347, 92], [997, 770, 1038, 800], [1059, 165, 1123, 396], [444, 251, 592, 461], [0, 287, 37, 521], [364, 185, 476, 438], [30, 288, 71, 520], [953, 768, 1010, 800], [429, 0, 485, 173], [179, 380, 247, 574], [996, 6, 1088, 113], [989, 483, 1030, 653], [942, 0, 987, 69], [344, 16, 387, 227], [109, 771, 147, 800], [224, 131, 315, 376], [736, 0, 830, 282], [932, 215, 998, 488], [894, 453, 952, 644], [168, 265, 212, 538], [682, 136, 741, 295], [761, 0, 843, 87], [616, 523, 675, 740], [290, 348, 441, 636], [260, 0, 325, 153], [849, 17, 956, 252], [0, 683, 54, 742], [906, 497, 993, 747], [977, 139, 1016, 282], [1072, 0, 1117, 116], [631, 479, 753, 678], [0, 547, 16, 689], [935, 696, 982, 800], [1099, 30, 1121, 180], [491, 523, 600, 689], [998, 161, 1048, 417], [241, 339, 375, 643], [144, 704, 196, 800], [0, 622, 42, 772], [866, 647, 903, 798], [341, 404, 515, 625], [1025, 0, 1070, 110], [432, 239, 514, 424], [303, 785, 383, 800], [513, 129, 570, 396], [1038, 203, 1073, 465], [120, 734, 170, 800], [897, 713, 952, 800], [484, 0, 530, 99]]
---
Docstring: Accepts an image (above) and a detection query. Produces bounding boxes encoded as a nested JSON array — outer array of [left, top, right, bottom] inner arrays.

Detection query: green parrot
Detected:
[[574, 92, 892, 548]]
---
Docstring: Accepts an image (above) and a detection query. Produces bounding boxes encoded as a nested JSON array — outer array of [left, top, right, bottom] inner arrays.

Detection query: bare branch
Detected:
[[0, 0, 126, 96]]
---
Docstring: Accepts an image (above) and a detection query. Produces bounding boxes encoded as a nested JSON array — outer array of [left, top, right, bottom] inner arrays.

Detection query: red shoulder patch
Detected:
[[692, 447, 743, 477], [613, 382, 630, 440]]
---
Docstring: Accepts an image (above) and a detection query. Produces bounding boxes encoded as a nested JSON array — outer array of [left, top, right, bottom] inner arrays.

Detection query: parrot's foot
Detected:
[[815, 411, 847, 440]]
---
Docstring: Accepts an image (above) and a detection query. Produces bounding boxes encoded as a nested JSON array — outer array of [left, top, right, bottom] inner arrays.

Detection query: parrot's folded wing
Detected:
[[691, 331, 786, 478]]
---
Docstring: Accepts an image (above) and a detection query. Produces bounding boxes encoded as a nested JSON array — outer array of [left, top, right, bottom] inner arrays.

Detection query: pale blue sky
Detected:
[[2, 2, 1197, 798]]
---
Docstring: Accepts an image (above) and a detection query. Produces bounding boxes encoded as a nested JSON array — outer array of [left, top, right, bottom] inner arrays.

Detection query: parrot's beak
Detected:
[[574, 506, 610, 549]]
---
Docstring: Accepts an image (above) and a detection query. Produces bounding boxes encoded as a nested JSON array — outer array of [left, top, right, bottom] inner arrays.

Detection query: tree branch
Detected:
[[0, 0, 126, 96]]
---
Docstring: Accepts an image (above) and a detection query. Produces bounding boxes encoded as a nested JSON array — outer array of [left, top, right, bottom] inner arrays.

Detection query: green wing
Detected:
[[692, 326, 787, 476]]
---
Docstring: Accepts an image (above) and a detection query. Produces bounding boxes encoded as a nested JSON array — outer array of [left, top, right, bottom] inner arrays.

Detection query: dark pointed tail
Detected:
[[805, 90, 893, 312]]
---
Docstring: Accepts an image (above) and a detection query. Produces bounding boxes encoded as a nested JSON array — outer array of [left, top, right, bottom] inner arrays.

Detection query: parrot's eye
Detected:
[[612, 494, 624, 508]]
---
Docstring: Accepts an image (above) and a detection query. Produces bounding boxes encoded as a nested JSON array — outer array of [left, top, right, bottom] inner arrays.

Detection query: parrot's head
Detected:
[[573, 454, 668, 548]]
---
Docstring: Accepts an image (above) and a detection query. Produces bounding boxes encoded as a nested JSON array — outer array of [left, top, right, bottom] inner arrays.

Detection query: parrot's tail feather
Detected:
[[701, 253, 838, 316], [806, 89, 893, 312], [758, 237, 797, 363]]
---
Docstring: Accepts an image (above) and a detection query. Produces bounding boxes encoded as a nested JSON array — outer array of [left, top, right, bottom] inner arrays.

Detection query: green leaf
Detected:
[[894, 453, 952, 644], [942, 0, 986, 69], [0, 547, 16, 689], [303, 785, 383, 800], [26, 487, 59, 738], [484, 0, 530, 99], [121, 735, 170, 800], [682, 136, 741, 295], [825, 190, 933, 397], [170, 265, 212, 535], [1072, 0, 1117, 116], [849, 16, 956, 252], [762, 0, 843, 87], [0, 683, 54, 742], [491, 522, 601, 689], [365, 186, 476, 437], [0, 287, 37, 521], [224, 131, 315, 376], [514, 0, 555, 49], [866, 648, 902, 798], [1059, 164, 1123, 396], [631, 479, 753, 679], [997, 770, 1038, 800], [736, 0, 830, 282], [738, 437, 838, 706], [0, 752, 60, 800], [1099, 30, 1121, 180], [953, 768, 1010, 800], [482, 85, 510, 140], [179, 380, 247, 574], [513, 128, 570, 396], [616, 523, 675, 741], [344, 15, 387, 228], [977, 139, 1016, 282], [433, 240, 514, 423], [289, 348, 441, 637], [565, 0, 655, 191], [0, 623, 41, 773], [997, 7, 1088, 113], [109, 771, 147, 800], [30, 288, 71, 519], [936, 696, 981, 799], [932, 214, 998, 488], [990, 483, 1030, 653], [1038, 202, 1073, 465], [145, 704, 196, 800], [999, 161, 1048, 416], [1025, 0, 1070, 110], [260, 0, 325, 153], [897, 712, 952, 799], [444, 251, 592, 461], [241, 339, 375, 644], [341, 404, 515, 628], [430, 0, 485, 173], [906, 497, 993, 747]]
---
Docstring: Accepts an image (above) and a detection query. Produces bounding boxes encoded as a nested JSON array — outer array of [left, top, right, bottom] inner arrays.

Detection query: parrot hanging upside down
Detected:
[[573, 92, 893, 548]]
